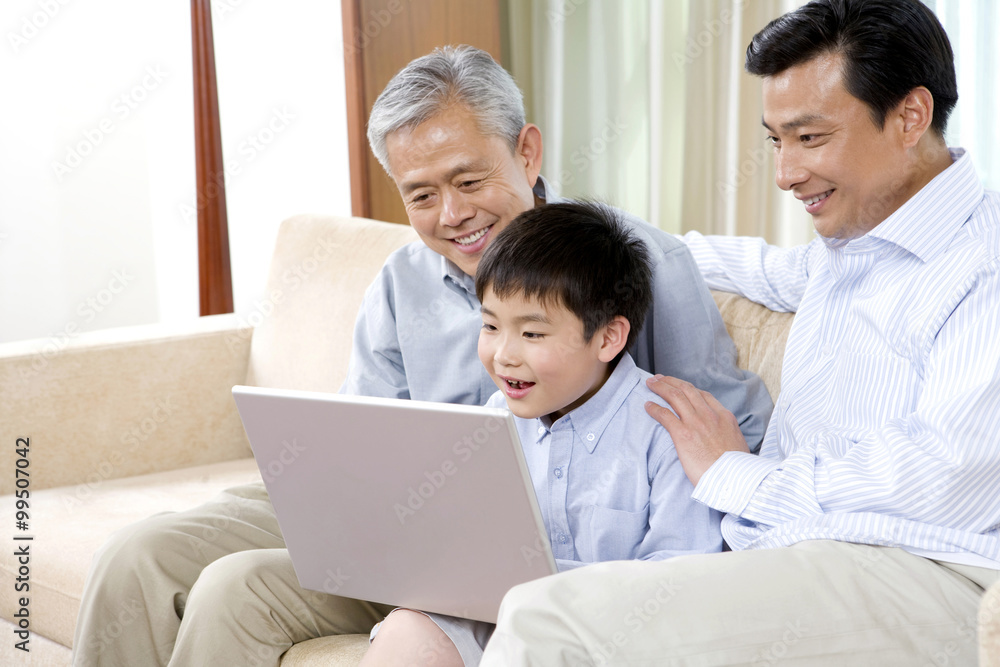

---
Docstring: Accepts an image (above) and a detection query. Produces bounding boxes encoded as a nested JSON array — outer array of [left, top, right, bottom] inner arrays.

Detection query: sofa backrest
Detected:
[[245, 215, 418, 391], [711, 291, 794, 402]]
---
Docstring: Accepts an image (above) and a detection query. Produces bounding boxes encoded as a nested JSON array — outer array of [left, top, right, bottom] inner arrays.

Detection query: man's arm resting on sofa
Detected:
[[682, 231, 816, 312], [0, 314, 253, 493]]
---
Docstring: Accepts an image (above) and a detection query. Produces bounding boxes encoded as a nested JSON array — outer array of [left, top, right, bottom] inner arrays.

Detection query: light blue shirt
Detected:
[[341, 176, 773, 450], [684, 149, 1000, 569], [485, 353, 723, 570]]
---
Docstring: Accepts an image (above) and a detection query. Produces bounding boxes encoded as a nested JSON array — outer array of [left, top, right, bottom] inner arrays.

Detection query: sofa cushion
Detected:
[[245, 215, 418, 392], [0, 620, 73, 666], [711, 290, 794, 402], [0, 458, 262, 649], [983, 581, 1000, 666], [280, 634, 370, 666]]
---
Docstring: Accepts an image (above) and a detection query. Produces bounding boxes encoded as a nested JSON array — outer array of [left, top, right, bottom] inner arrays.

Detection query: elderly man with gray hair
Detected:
[[72, 46, 771, 667]]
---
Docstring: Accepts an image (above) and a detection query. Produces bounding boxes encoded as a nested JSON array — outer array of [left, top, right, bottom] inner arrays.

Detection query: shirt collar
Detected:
[[856, 149, 984, 262], [440, 256, 477, 298], [535, 174, 558, 203], [546, 353, 642, 454]]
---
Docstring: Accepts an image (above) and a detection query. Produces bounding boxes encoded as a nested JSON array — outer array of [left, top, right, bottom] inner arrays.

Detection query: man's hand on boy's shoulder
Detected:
[[644, 375, 750, 487]]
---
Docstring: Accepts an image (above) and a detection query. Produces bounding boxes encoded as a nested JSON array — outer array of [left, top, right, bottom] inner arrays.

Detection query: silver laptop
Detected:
[[232, 385, 558, 623]]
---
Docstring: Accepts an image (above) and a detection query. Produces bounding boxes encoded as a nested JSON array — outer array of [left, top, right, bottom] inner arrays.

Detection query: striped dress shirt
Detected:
[[685, 149, 1000, 569]]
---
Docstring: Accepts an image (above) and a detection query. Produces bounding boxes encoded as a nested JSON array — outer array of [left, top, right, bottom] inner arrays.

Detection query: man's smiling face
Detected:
[[385, 105, 540, 277], [762, 52, 922, 242]]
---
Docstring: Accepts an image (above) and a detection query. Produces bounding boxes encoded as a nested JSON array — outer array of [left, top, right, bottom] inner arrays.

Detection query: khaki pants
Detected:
[[72, 482, 394, 667], [481, 540, 998, 666]]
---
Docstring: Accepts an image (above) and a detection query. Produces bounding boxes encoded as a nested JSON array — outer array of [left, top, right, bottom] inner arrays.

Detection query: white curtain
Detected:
[[924, 0, 1000, 189], [507, 0, 997, 245], [507, 0, 808, 244], [507, 0, 682, 228], [678, 0, 811, 246]]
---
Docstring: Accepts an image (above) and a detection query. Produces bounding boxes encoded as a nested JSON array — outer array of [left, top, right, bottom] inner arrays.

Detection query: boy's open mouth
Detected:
[[505, 378, 535, 390]]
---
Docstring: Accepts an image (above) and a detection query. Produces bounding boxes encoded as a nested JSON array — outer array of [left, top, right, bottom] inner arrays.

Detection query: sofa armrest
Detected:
[[0, 314, 253, 494], [983, 579, 1000, 666]]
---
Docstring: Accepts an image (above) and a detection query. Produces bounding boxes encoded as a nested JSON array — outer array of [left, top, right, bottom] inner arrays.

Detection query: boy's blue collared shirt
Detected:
[[487, 353, 723, 570]]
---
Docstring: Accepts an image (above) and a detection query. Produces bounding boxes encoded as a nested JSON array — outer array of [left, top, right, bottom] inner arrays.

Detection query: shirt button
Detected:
[[537, 426, 545, 435], [586, 433, 595, 441], [559, 534, 568, 544], [554, 468, 563, 478], [822, 344, 833, 356]]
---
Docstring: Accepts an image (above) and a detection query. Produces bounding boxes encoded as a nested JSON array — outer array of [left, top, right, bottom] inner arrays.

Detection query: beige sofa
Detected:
[[1, 214, 998, 666]]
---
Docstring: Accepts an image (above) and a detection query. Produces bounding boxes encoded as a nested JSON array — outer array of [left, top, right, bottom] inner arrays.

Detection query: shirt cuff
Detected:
[[692, 451, 779, 515]]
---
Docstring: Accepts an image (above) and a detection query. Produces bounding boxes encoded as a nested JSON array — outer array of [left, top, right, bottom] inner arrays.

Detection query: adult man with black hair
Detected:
[[481, 1, 1000, 664]]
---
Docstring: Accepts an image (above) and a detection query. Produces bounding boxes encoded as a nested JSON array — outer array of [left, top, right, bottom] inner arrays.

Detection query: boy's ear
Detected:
[[596, 316, 630, 363]]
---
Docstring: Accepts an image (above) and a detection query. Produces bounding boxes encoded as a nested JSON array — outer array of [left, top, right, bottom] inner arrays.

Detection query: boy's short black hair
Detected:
[[745, 0, 957, 136], [475, 201, 653, 356]]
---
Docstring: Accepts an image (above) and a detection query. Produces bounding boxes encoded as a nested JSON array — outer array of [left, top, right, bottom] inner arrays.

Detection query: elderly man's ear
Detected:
[[516, 123, 544, 189]]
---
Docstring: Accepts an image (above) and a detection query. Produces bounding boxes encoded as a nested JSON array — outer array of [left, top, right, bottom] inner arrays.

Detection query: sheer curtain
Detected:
[[678, 0, 810, 246], [924, 0, 1000, 190], [506, 0, 998, 245], [506, 0, 807, 243], [506, 0, 681, 228]]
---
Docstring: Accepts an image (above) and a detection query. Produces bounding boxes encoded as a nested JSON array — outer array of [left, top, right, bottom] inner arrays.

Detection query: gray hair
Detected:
[[367, 45, 526, 174]]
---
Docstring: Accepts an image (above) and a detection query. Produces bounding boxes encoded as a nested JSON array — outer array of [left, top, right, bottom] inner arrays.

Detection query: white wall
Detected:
[[0, 0, 351, 344]]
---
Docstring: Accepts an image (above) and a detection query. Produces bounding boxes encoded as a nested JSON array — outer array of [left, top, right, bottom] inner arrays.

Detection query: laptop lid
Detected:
[[232, 385, 558, 623]]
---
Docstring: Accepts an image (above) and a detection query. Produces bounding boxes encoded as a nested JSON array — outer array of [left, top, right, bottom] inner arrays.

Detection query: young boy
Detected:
[[360, 202, 723, 666]]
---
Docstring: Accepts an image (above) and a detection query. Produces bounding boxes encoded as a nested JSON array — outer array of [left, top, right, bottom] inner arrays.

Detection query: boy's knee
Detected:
[[375, 609, 427, 638], [370, 610, 461, 665]]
